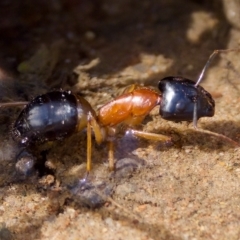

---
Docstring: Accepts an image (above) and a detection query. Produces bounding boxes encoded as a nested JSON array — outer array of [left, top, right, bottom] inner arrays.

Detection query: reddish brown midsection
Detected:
[[98, 88, 161, 127]]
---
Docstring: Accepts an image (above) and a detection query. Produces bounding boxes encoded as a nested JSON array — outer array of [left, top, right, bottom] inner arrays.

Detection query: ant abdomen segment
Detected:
[[12, 90, 96, 146]]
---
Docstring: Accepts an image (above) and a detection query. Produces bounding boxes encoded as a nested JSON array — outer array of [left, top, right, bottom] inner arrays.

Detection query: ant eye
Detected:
[[175, 100, 187, 112]]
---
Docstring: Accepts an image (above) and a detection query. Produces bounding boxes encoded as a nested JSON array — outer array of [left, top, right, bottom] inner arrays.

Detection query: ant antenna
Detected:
[[193, 99, 198, 128], [195, 128, 240, 147], [193, 49, 240, 128], [195, 49, 240, 87]]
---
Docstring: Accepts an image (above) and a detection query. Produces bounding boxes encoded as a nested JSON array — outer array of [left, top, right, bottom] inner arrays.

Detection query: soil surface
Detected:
[[0, 1, 240, 239]]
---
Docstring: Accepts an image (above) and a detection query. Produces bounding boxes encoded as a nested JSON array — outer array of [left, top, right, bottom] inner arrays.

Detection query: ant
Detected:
[[0, 49, 238, 176]]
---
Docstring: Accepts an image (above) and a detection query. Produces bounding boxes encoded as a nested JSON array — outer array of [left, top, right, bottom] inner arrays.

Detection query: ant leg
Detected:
[[121, 84, 137, 94], [86, 119, 92, 173], [108, 141, 115, 171], [86, 113, 115, 173], [89, 113, 104, 144], [86, 112, 105, 173], [130, 129, 171, 142], [194, 128, 240, 147], [195, 49, 240, 87], [0, 102, 28, 108]]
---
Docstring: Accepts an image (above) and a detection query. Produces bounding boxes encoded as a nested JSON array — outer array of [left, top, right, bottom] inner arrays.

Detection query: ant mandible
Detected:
[[0, 49, 237, 175]]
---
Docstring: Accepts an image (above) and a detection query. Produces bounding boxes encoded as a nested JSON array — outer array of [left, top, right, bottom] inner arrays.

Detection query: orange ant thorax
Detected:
[[97, 86, 161, 127]]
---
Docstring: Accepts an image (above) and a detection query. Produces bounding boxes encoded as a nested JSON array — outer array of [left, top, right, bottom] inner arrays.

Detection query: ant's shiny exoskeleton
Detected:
[[0, 49, 238, 175]]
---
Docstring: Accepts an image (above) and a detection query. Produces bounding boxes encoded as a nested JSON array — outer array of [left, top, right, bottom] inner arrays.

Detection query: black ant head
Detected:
[[158, 76, 215, 122]]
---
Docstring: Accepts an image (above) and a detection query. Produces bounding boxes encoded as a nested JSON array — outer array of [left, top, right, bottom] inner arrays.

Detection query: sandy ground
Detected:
[[1, 0, 240, 239]]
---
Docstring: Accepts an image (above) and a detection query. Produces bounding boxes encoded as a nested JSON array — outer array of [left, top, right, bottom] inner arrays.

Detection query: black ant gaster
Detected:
[[2, 49, 235, 177]]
